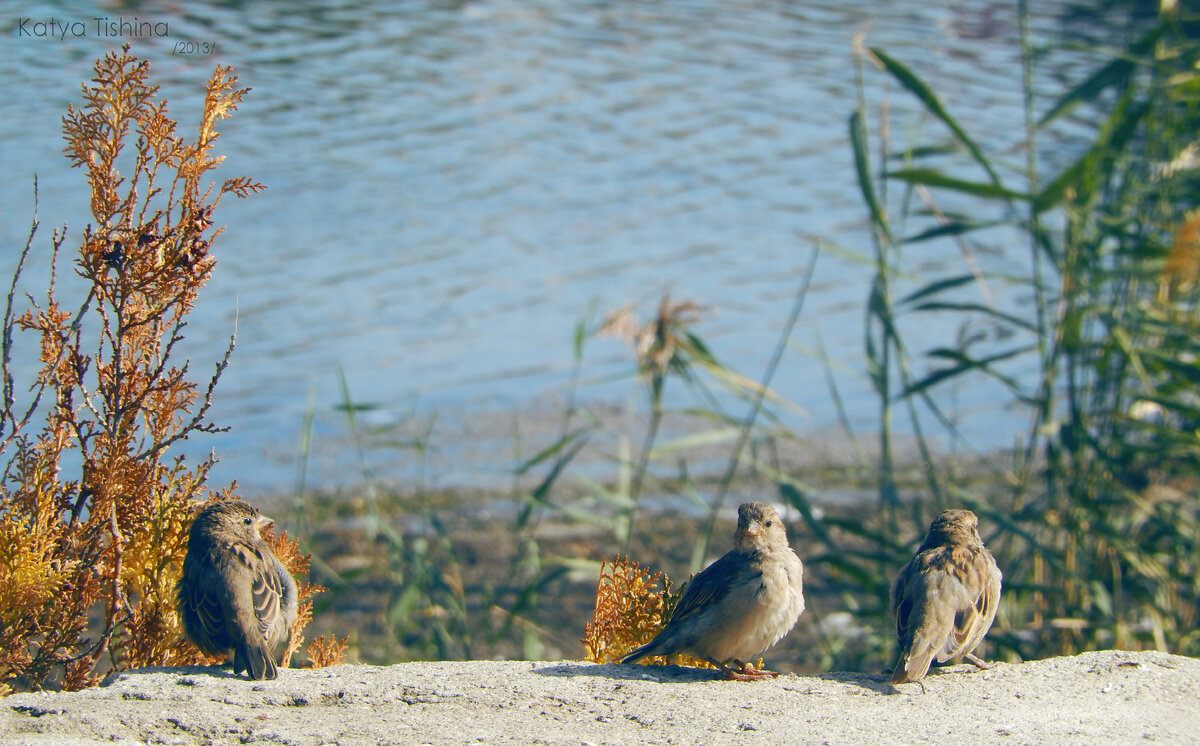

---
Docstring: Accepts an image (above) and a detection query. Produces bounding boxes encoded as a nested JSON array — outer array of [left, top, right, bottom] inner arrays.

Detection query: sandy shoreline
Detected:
[[3, 650, 1197, 744]]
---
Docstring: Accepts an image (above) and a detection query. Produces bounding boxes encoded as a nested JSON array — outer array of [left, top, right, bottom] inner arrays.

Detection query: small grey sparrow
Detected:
[[621, 502, 805, 680], [177, 500, 299, 680], [890, 508, 1002, 690]]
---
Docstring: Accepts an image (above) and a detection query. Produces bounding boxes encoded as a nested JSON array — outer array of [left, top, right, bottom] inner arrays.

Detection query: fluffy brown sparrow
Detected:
[[620, 502, 805, 680], [176, 500, 299, 680], [890, 508, 1002, 691]]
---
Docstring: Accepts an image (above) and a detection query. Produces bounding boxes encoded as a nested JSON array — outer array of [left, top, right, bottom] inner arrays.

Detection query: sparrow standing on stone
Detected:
[[177, 500, 299, 680], [890, 508, 1002, 691], [620, 502, 805, 680]]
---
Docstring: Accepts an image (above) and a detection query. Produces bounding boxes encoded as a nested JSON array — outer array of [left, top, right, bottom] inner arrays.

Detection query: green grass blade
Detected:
[[901, 345, 1033, 398], [869, 47, 1002, 187], [514, 426, 592, 476], [1038, 26, 1161, 127], [898, 274, 978, 304], [646, 427, 740, 459], [777, 481, 835, 548], [850, 110, 893, 245], [903, 219, 1001, 244], [909, 301, 1039, 333], [886, 168, 1027, 201], [1034, 84, 1149, 214]]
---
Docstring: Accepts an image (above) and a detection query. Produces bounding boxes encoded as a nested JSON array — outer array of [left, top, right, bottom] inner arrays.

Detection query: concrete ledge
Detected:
[[3, 650, 1198, 744]]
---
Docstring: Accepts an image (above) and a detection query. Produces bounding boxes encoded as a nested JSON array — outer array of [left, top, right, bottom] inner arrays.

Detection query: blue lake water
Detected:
[[0, 1, 1133, 495]]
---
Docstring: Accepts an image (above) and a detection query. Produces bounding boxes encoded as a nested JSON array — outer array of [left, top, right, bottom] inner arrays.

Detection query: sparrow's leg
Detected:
[[965, 653, 993, 670], [892, 679, 928, 694], [714, 659, 780, 681]]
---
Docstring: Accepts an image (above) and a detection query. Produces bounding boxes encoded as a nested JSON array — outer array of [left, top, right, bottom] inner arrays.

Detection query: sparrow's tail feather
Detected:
[[891, 610, 954, 685], [891, 639, 939, 685], [619, 641, 658, 665], [237, 643, 279, 680]]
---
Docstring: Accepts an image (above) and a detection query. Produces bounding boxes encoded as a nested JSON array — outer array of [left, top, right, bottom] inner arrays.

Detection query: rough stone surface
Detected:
[[3, 650, 1197, 744]]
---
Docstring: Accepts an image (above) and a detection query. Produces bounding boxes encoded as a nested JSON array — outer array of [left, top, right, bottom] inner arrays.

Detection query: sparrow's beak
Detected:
[[744, 521, 762, 538], [255, 514, 276, 533]]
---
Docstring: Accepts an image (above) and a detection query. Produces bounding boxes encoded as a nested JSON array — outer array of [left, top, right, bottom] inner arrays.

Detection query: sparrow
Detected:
[[620, 502, 805, 680], [890, 508, 1002, 691], [176, 500, 299, 680]]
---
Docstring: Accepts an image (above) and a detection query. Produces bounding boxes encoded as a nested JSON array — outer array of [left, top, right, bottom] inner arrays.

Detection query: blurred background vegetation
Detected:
[[288, 3, 1200, 674], [3, 2, 1197, 688]]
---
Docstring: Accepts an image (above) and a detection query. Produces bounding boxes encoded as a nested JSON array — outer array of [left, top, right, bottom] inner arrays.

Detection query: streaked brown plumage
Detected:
[[890, 508, 1002, 690], [176, 500, 298, 680], [620, 502, 805, 680]]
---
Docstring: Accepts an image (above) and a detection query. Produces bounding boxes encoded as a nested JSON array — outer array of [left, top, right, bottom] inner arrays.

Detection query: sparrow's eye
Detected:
[[765, 520, 773, 527], [244, 517, 253, 525]]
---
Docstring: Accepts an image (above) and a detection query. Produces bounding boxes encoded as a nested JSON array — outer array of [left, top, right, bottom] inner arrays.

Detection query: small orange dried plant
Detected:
[[1163, 210, 1200, 296], [0, 46, 338, 693], [582, 555, 714, 670], [304, 632, 351, 669]]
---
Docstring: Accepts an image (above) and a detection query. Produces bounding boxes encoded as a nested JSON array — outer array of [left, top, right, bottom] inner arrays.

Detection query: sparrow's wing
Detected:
[[223, 541, 285, 680], [949, 550, 1001, 659], [938, 545, 997, 662], [230, 541, 284, 643], [272, 556, 300, 625], [194, 585, 229, 647], [620, 551, 761, 664], [178, 566, 231, 653], [891, 560, 919, 648], [252, 552, 285, 641], [666, 552, 760, 631]]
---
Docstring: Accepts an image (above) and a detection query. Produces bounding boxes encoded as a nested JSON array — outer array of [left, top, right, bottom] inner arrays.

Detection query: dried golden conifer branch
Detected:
[[582, 555, 714, 670], [0, 46, 339, 694]]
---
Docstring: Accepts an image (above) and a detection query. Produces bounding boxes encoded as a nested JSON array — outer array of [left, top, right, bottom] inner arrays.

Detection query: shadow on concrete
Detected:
[[534, 662, 726, 684]]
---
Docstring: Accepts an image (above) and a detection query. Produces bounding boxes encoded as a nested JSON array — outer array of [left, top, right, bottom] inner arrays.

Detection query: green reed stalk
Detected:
[[692, 247, 819, 571], [839, 1, 1200, 666]]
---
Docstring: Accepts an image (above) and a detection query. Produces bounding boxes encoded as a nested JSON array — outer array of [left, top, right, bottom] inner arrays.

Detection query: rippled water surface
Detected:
[[0, 1, 1130, 493]]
